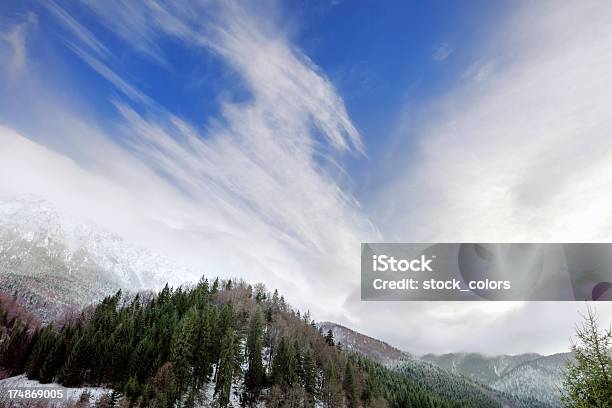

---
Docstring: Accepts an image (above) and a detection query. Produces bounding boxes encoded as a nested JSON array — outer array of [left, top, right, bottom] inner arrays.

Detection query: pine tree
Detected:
[[39, 325, 72, 383], [302, 348, 318, 404], [343, 361, 357, 408], [215, 327, 242, 407], [192, 307, 212, 386], [562, 306, 612, 407], [272, 337, 298, 387], [158, 285, 171, 304], [140, 379, 155, 407], [322, 361, 343, 407], [293, 339, 304, 382], [195, 277, 210, 309], [26, 325, 55, 380], [325, 329, 335, 347], [124, 376, 140, 406], [272, 289, 279, 306], [245, 309, 265, 393], [59, 336, 86, 386], [171, 306, 197, 396], [130, 335, 155, 384], [211, 303, 234, 369]]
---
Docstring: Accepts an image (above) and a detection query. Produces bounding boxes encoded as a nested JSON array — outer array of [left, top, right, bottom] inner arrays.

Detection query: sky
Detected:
[[1, 0, 612, 355]]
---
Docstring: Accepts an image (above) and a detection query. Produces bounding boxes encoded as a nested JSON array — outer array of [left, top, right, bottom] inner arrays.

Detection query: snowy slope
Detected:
[[0, 374, 108, 405], [421, 352, 543, 386], [490, 353, 571, 407]]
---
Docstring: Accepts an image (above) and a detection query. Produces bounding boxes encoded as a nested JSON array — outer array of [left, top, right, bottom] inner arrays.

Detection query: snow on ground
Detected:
[[0, 374, 108, 404]]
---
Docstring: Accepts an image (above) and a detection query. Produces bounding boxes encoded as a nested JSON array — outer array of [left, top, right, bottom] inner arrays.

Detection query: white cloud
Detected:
[[67, 43, 157, 109], [360, 0, 612, 354], [0, 13, 37, 77], [380, 0, 612, 243], [76, 0, 363, 154], [462, 59, 495, 82], [79, 0, 170, 65], [0, 1, 374, 322], [42, 1, 110, 59]]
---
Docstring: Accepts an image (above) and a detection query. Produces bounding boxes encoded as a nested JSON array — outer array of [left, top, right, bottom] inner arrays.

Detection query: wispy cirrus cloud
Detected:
[[67, 43, 157, 109], [75, 0, 363, 153], [0, 0, 374, 318], [42, 1, 110, 59]]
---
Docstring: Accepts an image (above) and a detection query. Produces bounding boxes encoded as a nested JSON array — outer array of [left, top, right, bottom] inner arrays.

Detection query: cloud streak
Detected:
[[43, 1, 110, 59], [0, 1, 374, 321]]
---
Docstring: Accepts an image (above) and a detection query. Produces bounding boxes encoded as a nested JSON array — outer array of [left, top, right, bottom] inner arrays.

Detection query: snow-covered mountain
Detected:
[[421, 352, 573, 407], [0, 196, 197, 321]]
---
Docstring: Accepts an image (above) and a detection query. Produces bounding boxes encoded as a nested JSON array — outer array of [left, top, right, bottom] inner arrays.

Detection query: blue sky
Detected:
[[298, 1, 504, 136], [1, 0, 508, 176], [1, 0, 612, 355]]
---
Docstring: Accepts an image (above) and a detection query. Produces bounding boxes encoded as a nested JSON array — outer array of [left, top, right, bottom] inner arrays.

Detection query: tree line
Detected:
[[1, 279, 611, 407], [0, 277, 463, 407]]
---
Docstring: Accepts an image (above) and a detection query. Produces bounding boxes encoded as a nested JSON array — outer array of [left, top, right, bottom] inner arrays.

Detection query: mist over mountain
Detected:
[[421, 353, 540, 385], [421, 352, 572, 407], [0, 196, 197, 322]]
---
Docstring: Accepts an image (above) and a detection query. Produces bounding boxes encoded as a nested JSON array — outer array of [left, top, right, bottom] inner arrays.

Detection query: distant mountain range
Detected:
[[320, 322, 569, 407], [421, 352, 572, 407]]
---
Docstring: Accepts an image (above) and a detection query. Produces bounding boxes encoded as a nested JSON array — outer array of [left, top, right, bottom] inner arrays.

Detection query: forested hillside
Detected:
[[318, 322, 548, 408], [0, 278, 497, 407]]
